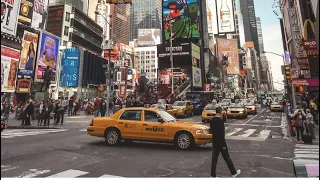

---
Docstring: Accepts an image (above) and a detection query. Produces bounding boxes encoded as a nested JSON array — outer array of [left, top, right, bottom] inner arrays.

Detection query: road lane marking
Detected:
[[258, 130, 271, 139], [1, 165, 18, 172], [46, 169, 89, 178], [295, 144, 319, 149], [240, 129, 257, 137], [226, 128, 242, 136], [99, 174, 123, 178], [16, 169, 51, 178], [294, 154, 319, 159], [225, 136, 264, 141], [243, 108, 267, 124], [1, 129, 68, 139]]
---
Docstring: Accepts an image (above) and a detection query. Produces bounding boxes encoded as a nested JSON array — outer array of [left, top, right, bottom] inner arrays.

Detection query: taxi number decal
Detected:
[[146, 126, 164, 132]]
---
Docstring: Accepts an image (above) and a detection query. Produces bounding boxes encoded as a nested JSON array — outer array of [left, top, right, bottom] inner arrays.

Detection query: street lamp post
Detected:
[[95, 10, 113, 116], [169, 20, 174, 96]]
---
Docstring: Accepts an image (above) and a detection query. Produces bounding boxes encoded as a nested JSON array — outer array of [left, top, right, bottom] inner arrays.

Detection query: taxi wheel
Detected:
[[175, 131, 195, 150], [104, 128, 121, 146]]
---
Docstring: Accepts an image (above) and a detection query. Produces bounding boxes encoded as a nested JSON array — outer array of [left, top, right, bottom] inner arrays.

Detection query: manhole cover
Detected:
[[143, 168, 174, 177]]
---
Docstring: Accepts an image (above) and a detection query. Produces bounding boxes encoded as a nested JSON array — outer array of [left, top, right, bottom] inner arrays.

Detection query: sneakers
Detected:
[[232, 169, 241, 177]]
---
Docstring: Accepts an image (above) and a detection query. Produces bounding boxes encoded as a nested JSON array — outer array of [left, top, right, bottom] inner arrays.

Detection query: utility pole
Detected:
[[170, 20, 174, 96]]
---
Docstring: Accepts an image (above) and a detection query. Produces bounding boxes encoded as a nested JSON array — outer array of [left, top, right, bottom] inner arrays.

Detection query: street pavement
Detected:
[[1, 107, 311, 177]]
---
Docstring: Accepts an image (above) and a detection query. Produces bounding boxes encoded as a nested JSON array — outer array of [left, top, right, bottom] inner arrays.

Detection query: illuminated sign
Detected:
[[60, 48, 80, 87]]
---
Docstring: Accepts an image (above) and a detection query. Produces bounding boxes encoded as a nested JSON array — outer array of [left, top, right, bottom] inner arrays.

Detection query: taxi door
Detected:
[[142, 110, 169, 142], [186, 102, 193, 114], [117, 110, 144, 140]]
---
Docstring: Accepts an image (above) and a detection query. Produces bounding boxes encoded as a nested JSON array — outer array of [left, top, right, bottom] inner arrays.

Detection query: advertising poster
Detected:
[[192, 66, 202, 87], [36, 32, 60, 81], [138, 29, 161, 46], [18, 30, 39, 78], [206, 0, 218, 34], [163, 0, 200, 41], [18, 0, 34, 26], [191, 43, 200, 67], [31, 0, 49, 29], [157, 42, 191, 69], [1, 45, 20, 92], [60, 48, 80, 87], [158, 68, 189, 85], [216, 0, 235, 33], [1, 0, 21, 36], [217, 38, 240, 75]]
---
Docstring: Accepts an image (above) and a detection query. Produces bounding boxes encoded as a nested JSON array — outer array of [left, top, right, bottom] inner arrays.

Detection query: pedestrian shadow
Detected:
[[86, 140, 212, 152]]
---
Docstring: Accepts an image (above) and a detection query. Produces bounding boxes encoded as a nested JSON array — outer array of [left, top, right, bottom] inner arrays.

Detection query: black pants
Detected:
[[56, 110, 64, 124], [44, 112, 50, 126], [100, 111, 106, 117], [211, 143, 237, 177], [68, 107, 73, 116], [38, 112, 45, 125], [296, 126, 304, 141]]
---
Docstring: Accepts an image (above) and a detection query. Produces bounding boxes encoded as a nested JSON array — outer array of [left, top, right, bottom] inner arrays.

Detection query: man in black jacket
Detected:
[[210, 106, 241, 177]]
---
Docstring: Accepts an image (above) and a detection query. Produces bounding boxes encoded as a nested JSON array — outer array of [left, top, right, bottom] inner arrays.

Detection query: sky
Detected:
[[254, 0, 285, 90]]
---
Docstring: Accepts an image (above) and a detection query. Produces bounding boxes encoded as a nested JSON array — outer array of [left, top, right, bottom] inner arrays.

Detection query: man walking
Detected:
[[57, 98, 67, 125], [210, 106, 241, 178]]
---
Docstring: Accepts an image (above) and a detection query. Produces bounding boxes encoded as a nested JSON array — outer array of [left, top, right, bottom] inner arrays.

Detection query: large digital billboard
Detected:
[[217, 38, 239, 75], [216, 0, 235, 33], [162, 0, 200, 41], [35, 32, 60, 82], [60, 48, 80, 87], [138, 29, 161, 46]]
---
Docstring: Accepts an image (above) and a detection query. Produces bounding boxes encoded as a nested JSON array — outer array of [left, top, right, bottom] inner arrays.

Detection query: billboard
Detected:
[[157, 41, 191, 69], [162, 0, 200, 41], [158, 68, 190, 85], [138, 29, 161, 46], [1, 45, 20, 92], [36, 32, 60, 82], [18, 0, 34, 26], [192, 66, 202, 87], [245, 41, 254, 48], [217, 38, 239, 75], [18, 30, 39, 78], [1, 0, 20, 36], [46, 5, 64, 37], [60, 48, 80, 87], [216, 0, 235, 33], [31, 0, 49, 29]]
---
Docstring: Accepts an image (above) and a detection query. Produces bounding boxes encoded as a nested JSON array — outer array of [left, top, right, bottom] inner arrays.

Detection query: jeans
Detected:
[[94, 110, 100, 117], [56, 110, 64, 124], [68, 107, 73, 116], [211, 143, 237, 177]]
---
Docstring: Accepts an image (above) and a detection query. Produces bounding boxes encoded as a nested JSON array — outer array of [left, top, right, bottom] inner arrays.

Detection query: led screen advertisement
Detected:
[[18, 30, 39, 78], [162, 0, 200, 41], [138, 29, 161, 46], [216, 0, 235, 33], [217, 38, 240, 75], [60, 48, 80, 87], [1, 45, 20, 92], [35, 32, 60, 82], [158, 68, 190, 85]]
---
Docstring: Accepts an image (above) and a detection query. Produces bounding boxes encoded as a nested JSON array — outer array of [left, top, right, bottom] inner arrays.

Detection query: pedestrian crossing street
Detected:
[[1, 167, 124, 178], [1, 129, 68, 139], [294, 144, 319, 164]]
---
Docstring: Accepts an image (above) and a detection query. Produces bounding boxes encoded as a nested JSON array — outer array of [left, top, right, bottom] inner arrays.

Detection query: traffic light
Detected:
[[105, 0, 132, 4], [284, 65, 292, 80]]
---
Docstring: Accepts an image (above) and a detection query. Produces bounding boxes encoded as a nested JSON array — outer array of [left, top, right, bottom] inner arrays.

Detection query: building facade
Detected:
[[134, 46, 158, 83], [130, 0, 162, 41], [256, 17, 265, 53]]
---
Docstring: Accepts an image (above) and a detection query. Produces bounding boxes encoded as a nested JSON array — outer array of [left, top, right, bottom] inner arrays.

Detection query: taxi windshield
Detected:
[[158, 111, 176, 122], [204, 105, 216, 110], [173, 101, 186, 106], [229, 104, 245, 108]]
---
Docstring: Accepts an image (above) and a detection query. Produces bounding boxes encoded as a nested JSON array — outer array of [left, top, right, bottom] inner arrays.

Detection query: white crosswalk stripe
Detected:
[[1, 129, 68, 139], [79, 128, 87, 132], [293, 144, 319, 177], [224, 127, 272, 141]]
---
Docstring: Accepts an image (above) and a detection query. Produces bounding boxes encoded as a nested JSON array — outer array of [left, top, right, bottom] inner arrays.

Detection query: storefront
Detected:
[[292, 78, 319, 108]]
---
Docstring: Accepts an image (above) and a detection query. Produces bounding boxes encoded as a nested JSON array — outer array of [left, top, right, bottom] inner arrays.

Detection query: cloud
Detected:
[[261, 24, 285, 90]]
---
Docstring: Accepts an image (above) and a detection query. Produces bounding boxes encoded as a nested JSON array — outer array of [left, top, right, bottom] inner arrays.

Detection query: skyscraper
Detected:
[[130, 0, 162, 40], [256, 17, 265, 53]]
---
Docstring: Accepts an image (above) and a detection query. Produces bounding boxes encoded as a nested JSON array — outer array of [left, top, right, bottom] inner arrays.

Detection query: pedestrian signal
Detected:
[[284, 66, 292, 80]]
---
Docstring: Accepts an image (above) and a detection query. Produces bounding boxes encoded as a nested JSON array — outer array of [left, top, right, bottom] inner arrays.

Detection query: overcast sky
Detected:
[[254, 0, 285, 90]]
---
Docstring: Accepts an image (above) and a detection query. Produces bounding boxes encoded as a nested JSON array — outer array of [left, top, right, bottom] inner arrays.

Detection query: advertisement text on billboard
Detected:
[[1, 45, 20, 92], [216, 0, 235, 33], [60, 48, 80, 87], [36, 32, 60, 82], [217, 38, 240, 75], [18, 30, 39, 78], [138, 29, 161, 46], [31, 0, 49, 29], [162, 0, 200, 41], [157, 42, 191, 69], [1, 0, 20, 36], [18, 0, 34, 26]]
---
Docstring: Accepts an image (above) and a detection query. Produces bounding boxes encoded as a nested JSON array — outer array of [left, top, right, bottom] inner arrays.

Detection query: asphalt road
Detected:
[[1, 107, 297, 178]]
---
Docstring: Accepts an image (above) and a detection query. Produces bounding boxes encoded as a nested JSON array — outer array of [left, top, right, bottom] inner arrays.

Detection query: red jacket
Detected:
[[94, 100, 100, 110]]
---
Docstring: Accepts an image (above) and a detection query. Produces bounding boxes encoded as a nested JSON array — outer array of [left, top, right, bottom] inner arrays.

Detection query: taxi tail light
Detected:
[[90, 119, 93, 126]]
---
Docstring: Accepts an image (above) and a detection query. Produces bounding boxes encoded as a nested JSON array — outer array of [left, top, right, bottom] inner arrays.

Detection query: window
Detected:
[[64, 26, 69, 36], [65, 12, 70, 22], [63, 40, 67, 46], [119, 110, 142, 121], [144, 111, 160, 122]]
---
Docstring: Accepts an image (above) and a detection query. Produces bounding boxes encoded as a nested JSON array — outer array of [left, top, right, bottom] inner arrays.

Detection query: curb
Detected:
[[7, 126, 61, 129]]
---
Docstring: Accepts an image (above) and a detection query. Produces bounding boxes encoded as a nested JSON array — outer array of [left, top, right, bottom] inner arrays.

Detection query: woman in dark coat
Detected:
[[24, 100, 34, 126], [100, 100, 107, 117]]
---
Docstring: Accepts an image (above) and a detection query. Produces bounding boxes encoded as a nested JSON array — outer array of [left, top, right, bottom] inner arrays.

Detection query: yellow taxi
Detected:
[[270, 102, 283, 112], [202, 104, 227, 123], [226, 103, 248, 119], [150, 104, 178, 117], [87, 108, 211, 149], [172, 101, 194, 118], [244, 103, 257, 114]]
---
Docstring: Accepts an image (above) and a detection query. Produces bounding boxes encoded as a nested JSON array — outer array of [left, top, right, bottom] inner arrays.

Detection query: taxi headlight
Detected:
[[196, 129, 208, 134]]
